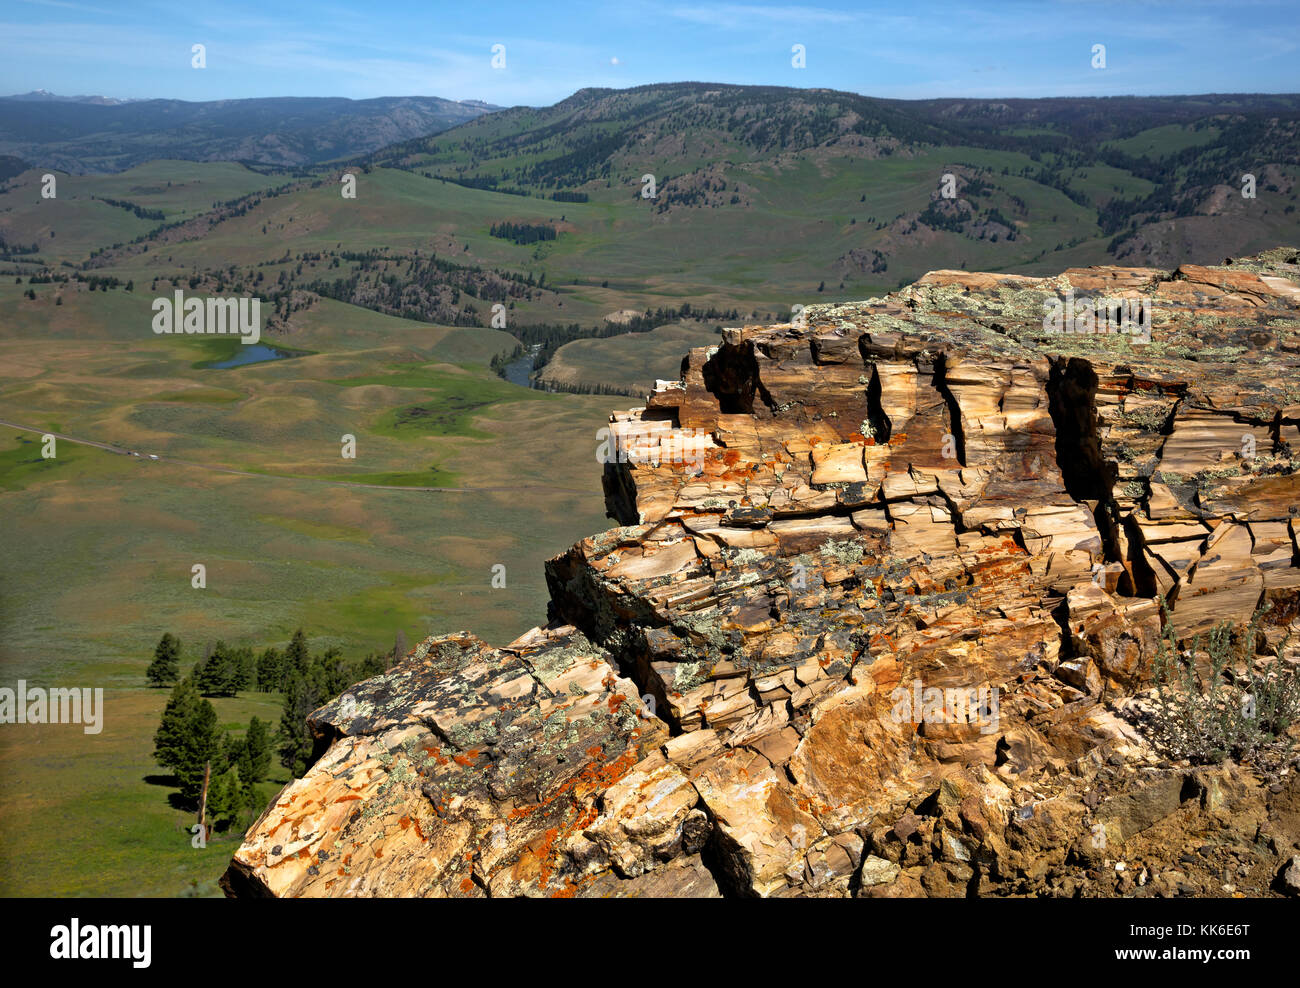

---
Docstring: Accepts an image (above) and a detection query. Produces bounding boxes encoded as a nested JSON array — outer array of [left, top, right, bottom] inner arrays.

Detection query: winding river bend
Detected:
[[502, 343, 543, 388]]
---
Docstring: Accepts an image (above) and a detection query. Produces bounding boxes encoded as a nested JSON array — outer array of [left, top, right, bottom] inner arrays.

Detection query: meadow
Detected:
[[0, 273, 625, 895]]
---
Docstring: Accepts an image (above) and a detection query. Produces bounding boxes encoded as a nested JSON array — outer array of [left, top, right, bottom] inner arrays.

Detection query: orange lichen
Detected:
[[423, 746, 450, 766], [535, 827, 561, 886]]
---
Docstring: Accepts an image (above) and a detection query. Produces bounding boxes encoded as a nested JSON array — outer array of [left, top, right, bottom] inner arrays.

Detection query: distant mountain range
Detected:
[[3, 82, 1297, 276], [375, 82, 1300, 268], [0, 93, 500, 173], [5, 89, 149, 105]]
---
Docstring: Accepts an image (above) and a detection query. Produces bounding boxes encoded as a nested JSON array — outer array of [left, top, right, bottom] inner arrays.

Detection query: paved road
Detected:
[[0, 418, 594, 496]]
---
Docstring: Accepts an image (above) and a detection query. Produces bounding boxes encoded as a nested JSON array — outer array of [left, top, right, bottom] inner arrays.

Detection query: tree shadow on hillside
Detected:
[[143, 773, 196, 809]]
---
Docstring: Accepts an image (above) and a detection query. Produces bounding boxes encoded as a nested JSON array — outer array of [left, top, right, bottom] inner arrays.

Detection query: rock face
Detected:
[[224, 249, 1300, 898]]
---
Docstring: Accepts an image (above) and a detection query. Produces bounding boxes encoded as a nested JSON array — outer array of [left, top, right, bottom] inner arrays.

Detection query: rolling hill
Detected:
[[376, 83, 1300, 271], [4, 83, 1299, 391]]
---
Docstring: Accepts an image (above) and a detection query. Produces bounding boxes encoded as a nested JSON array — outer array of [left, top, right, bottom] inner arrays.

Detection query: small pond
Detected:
[[207, 344, 295, 369]]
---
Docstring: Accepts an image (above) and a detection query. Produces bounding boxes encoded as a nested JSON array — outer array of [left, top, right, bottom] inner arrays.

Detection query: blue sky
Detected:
[[2, 0, 1297, 105]]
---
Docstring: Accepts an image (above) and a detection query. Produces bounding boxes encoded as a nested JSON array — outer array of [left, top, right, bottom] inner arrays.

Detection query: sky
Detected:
[[1, 0, 1297, 106]]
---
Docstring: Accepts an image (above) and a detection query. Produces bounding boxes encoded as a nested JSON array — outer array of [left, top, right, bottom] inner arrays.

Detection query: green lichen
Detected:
[[360, 752, 418, 821], [672, 660, 708, 693], [447, 719, 499, 750], [819, 538, 866, 565], [528, 631, 601, 683], [1194, 466, 1243, 484], [1115, 406, 1172, 431]]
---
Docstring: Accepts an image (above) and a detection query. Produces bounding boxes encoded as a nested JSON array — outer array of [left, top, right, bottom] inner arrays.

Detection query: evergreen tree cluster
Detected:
[[91, 195, 165, 221], [0, 232, 39, 258], [274, 629, 386, 778], [148, 629, 390, 836], [152, 677, 273, 835], [303, 249, 549, 326], [431, 173, 530, 197], [489, 221, 558, 245]]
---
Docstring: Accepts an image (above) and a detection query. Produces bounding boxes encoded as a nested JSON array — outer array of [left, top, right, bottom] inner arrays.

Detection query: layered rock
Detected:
[[224, 249, 1300, 898]]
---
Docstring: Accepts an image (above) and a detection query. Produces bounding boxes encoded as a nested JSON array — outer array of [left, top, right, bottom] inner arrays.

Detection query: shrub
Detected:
[[1146, 598, 1300, 764]]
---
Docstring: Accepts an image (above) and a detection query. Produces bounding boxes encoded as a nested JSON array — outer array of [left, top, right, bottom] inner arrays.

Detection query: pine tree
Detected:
[[219, 729, 243, 771], [256, 647, 283, 692], [232, 646, 256, 692], [146, 633, 181, 687], [195, 651, 216, 695], [239, 716, 272, 784], [152, 679, 222, 805], [279, 664, 328, 777], [238, 771, 260, 829], [357, 651, 386, 681], [206, 766, 241, 831], [196, 640, 238, 696], [286, 629, 310, 675]]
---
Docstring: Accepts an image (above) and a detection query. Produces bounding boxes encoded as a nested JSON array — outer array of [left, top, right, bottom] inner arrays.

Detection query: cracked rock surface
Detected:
[[224, 250, 1300, 897]]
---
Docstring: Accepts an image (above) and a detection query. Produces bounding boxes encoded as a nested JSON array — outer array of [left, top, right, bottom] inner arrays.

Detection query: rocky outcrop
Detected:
[[223, 249, 1300, 898]]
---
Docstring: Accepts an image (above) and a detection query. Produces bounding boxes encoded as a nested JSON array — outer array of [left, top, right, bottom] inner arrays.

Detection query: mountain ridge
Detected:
[[0, 94, 502, 173]]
